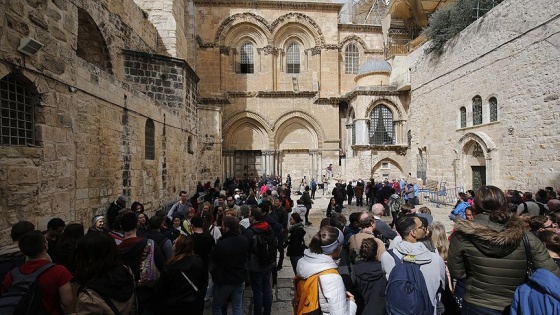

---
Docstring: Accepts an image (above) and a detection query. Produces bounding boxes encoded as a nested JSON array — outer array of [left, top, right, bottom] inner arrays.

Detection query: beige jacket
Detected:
[[76, 288, 136, 315], [348, 232, 386, 260]]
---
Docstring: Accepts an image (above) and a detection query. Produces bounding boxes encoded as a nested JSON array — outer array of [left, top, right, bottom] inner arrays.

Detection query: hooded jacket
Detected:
[[351, 260, 386, 315], [286, 223, 306, 257], [210, 231, 249, 285], [296, 249, 357, 315], [511, 268, 560, 314], [448, 214, 560, 311], [76, 264, 136, 315], [380, 241, 445, 314], [246, 221, 275, 272]]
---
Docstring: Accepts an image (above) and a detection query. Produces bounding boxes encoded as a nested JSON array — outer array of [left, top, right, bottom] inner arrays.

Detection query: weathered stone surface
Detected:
[[8, 167, 40, 185], [29, 11, 49, 30], [5, 14, 30, 36], [42, 54, 66, 74]]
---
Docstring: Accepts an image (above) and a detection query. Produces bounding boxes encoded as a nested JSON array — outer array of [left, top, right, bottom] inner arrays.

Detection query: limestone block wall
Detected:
[[0, 0, 202, 240], [197, 106, 223, 183], [408, 0, 560, 191]]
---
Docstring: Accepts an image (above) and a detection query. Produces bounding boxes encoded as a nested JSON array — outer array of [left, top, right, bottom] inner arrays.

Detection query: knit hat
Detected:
[[92, 215, 105, 225]]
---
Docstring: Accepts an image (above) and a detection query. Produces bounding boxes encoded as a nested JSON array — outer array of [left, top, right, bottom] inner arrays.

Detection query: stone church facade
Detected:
[[0, 0, 558, 236]]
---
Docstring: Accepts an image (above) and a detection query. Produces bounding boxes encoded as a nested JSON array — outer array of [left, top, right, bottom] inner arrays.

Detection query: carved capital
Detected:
[[257, 45, 277, 55]]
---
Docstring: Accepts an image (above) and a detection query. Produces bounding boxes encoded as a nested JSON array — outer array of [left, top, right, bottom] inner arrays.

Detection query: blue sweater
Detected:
[[511, 268, 560, 314]]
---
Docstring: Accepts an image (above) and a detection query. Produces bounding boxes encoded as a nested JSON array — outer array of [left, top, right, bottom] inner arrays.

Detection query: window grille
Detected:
[[489, 97, 498, 122], [369, 105, 394, 145], [351, 123, 356, 145], [0, 75, 35, 146], [287, 43, 300, 74], [240, 42, 254, 74], [345, 44, 359, 74], [472, 96, 482, 126], [460, 107, 467, 128], [145, 119, 155, 160]]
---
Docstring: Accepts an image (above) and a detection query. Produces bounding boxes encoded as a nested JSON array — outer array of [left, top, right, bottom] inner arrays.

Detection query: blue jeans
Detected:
[[249, 270, 273, 315], [212, 282, 244, 315]]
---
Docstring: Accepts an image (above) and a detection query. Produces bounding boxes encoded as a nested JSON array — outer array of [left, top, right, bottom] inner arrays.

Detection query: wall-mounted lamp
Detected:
[[17, 37, 44, 57]]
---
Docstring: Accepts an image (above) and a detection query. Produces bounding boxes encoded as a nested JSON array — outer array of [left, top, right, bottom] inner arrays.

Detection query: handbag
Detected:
[[521, 232, 536, 280], [138, 239, 160, 287]]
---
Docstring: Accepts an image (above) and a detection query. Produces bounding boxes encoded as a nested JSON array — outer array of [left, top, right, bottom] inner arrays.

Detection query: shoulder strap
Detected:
[[387, 249, 402, 266], [523, 202, 528, 213], [84, 287, 122, 315], [10, 262, 55, 282], [522, 232, 535, 280]]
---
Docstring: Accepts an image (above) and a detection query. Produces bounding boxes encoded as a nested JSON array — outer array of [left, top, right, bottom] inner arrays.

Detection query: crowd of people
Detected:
[[1, 175, 560, 315]]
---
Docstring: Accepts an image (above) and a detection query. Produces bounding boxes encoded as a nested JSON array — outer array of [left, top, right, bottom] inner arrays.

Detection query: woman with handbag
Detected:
[[156, 235, 208, 315], [448, 186, 560, 314]]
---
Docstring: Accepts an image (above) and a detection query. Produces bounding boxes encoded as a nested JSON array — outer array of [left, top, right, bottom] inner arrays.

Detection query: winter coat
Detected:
[[245, 221, 276, 272], [286, 223, 306, 257], [156, 255, 208, 312], [351, 260, 386, 315], [76, 265, 136, 315], [297, 249, 357, 315], [511, 268, 560, 315], [380, 241, 445, 314], [210, 232, 249, 285], [300, 191, 313, 210], [448, 214, 560, 311]]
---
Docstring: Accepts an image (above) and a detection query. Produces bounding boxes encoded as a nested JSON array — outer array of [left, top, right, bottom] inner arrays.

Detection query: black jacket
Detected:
[[352, 260, 386, 315], [210, 232, 249, 285], [286, 223, 306, 257], [156, 255, 208, 310]]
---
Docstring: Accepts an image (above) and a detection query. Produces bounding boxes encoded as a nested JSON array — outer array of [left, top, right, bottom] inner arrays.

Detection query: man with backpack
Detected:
[[517, 191, 549, 216], [246, 204, 277, 315], [380, 215, 445, 315], [0, 230, 73, 315], [0, 221, 35, 282]]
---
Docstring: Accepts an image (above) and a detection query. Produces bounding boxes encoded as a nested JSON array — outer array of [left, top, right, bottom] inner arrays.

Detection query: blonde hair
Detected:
[[429, 221, 449, 261]]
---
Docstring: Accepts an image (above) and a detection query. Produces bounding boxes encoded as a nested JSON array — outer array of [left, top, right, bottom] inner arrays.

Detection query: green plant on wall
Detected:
[[423, 0, 502, 55]]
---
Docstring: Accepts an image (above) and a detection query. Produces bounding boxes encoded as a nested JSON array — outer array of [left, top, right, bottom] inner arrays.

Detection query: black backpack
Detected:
[[250, 226, 277, 267], [0, 263, 55, 315]]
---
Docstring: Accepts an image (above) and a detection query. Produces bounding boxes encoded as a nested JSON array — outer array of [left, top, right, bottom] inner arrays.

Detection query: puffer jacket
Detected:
[[296, 249, 357, 315], [448, 214, 560, 311]]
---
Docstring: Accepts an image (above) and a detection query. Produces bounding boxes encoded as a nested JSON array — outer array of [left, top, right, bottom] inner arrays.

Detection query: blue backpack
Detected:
[[385, 250, 434, 315]]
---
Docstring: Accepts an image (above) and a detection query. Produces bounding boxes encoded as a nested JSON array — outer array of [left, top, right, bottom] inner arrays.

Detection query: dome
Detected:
[[357, 59, 392, 75]]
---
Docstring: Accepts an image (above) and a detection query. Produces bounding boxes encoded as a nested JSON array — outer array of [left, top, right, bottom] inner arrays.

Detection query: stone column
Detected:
[[310, 150, 319, 181], [355, 119, 368, 145], [224, 151, 234, 178]]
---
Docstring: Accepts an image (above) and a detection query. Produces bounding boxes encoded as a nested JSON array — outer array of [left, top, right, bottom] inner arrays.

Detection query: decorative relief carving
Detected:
[[219, 46, 231, 55], [257, 45, 277, 55], [196, 35, 215, 48]]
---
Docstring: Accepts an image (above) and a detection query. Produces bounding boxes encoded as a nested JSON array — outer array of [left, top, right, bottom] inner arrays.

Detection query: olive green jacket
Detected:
[[448, 214, 560, 311]]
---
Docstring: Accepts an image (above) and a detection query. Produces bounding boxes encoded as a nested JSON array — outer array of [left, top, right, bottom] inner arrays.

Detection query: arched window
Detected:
[[345, 44, 359, 74], [460, 106, 467, 128], [187, 135, 193, 154], [286, 43, 300, 74], [369, 105, 394, 145], [489, 97, 498, 122], [239, 42, 254, 74], [0, 74, 38, 146], [145, 119, 155, 160], [77, 8, 112, 73], [472, 96, 482, 126]]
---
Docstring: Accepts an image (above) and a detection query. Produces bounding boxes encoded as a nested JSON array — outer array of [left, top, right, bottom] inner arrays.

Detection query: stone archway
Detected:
[[371, 158, 404, 181], [457, 132, 497, 190]]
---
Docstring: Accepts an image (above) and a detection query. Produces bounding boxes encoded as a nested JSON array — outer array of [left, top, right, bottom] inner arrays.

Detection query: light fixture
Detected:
[[17, 37, 44, 57]]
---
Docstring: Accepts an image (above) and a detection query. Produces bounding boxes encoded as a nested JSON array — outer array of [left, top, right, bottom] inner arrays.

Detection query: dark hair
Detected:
[[308, 226, 340, 254], [529, 216, 548, 231], [474, 186, 510, 224], [400, 203, 414, 215], [47, 218, 65, 230], [359, 238, 379, 261], [11, 221, 35, 242], [395, 215, 418, 238], [258, 200, 272, 214], [168, 235, 194, 265], [121, 212, 138, 232], [349, 212, 361, 225], [74, 232, 120, 284], [467, 190, 475, 197], [539, 230, 560, 254], [291, 212, 303, 223], [251, 207, 264, 221], [536, 189, 548, 200], [18, 231, 46, 258], [330, 213, 347, 231], [131, 201, 144, 213], [222, 216, 240, 235], [179, 190, 187, 196], [57, 223, 84, 247], [191, 216, 204, 228], [148, 215, 164, 230]]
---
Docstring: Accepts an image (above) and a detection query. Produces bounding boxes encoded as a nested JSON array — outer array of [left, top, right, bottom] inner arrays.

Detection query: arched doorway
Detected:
[[371, 158, 404, 181], [463, 141, 486, 191]]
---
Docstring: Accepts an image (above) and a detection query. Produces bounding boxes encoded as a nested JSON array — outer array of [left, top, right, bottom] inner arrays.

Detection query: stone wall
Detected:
[[408, 0, 560, 190], [0, 0, 202, 239]]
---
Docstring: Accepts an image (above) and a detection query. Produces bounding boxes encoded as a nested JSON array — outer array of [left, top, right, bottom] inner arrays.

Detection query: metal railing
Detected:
[[419, 186, 464, 208]]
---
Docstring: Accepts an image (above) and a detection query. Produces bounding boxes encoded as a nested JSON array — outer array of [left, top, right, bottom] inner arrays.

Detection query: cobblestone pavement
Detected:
[[203, 193, 457, 315]]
